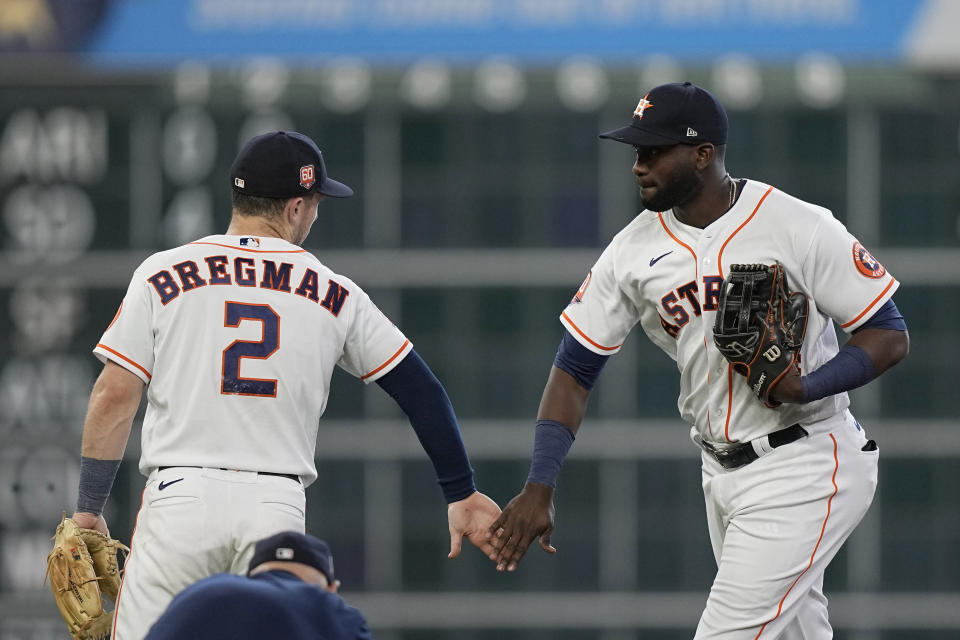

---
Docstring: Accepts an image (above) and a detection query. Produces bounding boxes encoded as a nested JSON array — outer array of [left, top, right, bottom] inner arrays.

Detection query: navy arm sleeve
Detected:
[[802, 298, 908, 401], [553, 329, 610, 390], [853, 298, 907, 332], [376, 349, 476, 503]]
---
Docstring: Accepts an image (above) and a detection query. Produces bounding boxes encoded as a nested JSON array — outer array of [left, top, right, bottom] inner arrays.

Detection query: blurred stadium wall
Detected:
[[1, 1, 959, 639]]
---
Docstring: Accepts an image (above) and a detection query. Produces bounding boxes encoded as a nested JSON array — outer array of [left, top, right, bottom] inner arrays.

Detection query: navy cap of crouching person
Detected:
[[230, 131, 354, 199], [599, 81, 728, 147], [248, 531, 335, 584]]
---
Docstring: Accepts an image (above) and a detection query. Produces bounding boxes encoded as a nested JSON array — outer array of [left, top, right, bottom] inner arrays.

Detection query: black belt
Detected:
[[699, 424, 808, 470], [159, 466, 299, 483]]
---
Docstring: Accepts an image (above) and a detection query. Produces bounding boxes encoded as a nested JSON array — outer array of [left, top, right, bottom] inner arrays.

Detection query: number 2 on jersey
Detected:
[[221, 301, 279, 397]]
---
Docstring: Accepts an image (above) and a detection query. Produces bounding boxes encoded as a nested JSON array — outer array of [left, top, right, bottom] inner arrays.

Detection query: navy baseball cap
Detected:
[[230, 131, 354, 199], [599, 82, 728, 147], [248, 531, 335, 583]]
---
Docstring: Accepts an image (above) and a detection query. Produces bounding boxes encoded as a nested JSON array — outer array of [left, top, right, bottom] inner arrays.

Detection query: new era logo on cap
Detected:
[[234, 178, 245, 188], [687, 127, 698, 137]]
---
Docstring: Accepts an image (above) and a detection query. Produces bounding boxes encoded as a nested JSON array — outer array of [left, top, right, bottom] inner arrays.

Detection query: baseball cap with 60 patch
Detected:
[[248, 530, 335, 583], [230, 131, 354, 199], [599, 81, 728, 147]]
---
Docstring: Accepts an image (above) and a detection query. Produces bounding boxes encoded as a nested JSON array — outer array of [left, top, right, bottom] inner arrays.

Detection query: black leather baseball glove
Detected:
[[713, 263, 809, 408]]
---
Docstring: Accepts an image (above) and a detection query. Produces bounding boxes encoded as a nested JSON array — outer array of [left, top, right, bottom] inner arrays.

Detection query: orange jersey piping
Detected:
[[96, 344, 152, 380], [361, 339, 411, 380], [112, 486, 146, 640], [754, 433, 839, 639], [657, 213, 699, 279], [187, 241, 307, 254], [561, 311, 623, 352], [840, 278, 897, 329], [724, 364, 737, 443], [717, 185, 774, 279]]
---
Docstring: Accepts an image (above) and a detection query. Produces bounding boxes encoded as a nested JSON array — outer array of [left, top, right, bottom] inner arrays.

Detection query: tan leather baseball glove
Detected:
[[45, 515, 129, 640]]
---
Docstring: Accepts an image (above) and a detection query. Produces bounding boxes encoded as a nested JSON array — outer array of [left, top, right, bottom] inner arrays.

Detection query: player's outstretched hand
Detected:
[[447, 491, 502, 560], [485, 482, 556, 572]]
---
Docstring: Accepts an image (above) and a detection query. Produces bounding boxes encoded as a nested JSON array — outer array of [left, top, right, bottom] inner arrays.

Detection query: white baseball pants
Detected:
[[112, 466, 306, 640], [695, 412, 879, 639]]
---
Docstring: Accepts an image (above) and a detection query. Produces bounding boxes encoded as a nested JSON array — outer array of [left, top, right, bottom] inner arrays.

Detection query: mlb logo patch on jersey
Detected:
[[240, 237, 260, 248], [572, 271, 592, 303], [299, 164, 316, 189], [852, 242, 885, 278]]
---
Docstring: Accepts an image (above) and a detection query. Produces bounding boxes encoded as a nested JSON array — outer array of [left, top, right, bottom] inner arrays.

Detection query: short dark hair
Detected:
[[231, 190, 287, 218]]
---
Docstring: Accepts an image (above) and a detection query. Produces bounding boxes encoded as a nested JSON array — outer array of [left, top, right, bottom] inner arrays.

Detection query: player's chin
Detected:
[[638, 186, 661, 210]]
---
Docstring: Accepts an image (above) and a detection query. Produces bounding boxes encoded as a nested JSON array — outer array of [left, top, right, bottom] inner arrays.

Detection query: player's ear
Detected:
[[283, 196, 306, 222], [693, 143, 715, 169]]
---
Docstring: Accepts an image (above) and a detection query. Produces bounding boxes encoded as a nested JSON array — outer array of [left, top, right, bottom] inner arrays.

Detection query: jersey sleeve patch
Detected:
[[571, 271, 592, 304], [852, 242, 886, 279]]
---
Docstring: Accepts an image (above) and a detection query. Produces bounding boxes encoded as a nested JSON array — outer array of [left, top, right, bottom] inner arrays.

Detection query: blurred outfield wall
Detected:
[[1, 2, 959, 639]]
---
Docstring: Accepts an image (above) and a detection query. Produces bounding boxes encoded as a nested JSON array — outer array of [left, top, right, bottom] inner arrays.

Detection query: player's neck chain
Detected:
[[726, 174, 737, 210]]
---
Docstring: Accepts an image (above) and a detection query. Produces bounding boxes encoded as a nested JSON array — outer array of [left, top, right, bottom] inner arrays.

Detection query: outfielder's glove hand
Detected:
[[713, 263, 809, 408], [45, 515, 129, 640]]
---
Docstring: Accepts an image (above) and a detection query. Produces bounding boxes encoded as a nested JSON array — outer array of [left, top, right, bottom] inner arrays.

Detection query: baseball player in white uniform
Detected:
[[488, 83, 909, 638], [69, 131, 501, 639]]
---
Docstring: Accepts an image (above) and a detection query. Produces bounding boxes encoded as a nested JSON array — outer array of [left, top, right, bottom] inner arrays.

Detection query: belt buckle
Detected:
[[700, 440, 750, 470]]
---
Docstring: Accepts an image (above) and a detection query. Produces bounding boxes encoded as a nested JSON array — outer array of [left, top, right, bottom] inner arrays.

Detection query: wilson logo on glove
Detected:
[[713, 263, 808, 408]]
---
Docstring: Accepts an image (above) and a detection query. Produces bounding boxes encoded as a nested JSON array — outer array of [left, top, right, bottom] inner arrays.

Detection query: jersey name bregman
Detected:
[[146, 256, 350, 316]]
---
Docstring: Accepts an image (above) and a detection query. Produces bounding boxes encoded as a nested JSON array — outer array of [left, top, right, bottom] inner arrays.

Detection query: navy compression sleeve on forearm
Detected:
[[526, 420, 576, 488], [77, 456, 122, 516], [801, 345, 876, 402], [376, 350, 476, 503], [553, 329, 610, 390], [801, 299, 908, 402]]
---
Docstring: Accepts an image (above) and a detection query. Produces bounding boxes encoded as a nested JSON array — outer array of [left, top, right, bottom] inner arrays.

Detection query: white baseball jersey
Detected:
[[561, 179, 898, 445], [94, 234, 412, 485]]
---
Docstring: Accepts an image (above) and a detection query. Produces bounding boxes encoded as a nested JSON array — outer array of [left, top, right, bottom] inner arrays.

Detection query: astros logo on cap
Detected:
[[299, 165, 316, 189], [852, 242, 886, 278], [633, 94, 654, 119]]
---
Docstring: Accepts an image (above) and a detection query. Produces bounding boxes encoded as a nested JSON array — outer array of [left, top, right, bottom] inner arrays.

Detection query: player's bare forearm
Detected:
[[537, 366, 591, 432], [484, 367, 590, 572], [80, 361, 145, 460], [845, 327, 910, 374], [769, 367, 804, 404]]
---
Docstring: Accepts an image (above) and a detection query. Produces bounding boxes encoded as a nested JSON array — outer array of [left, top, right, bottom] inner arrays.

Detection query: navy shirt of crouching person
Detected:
[[145, 531, 372, 640]]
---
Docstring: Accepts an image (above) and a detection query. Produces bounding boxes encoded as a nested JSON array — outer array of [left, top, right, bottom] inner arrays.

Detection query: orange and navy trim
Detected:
[[561, 312, 623, 352], [717, 185, 773, 279], [840, 279, 897, 329]]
